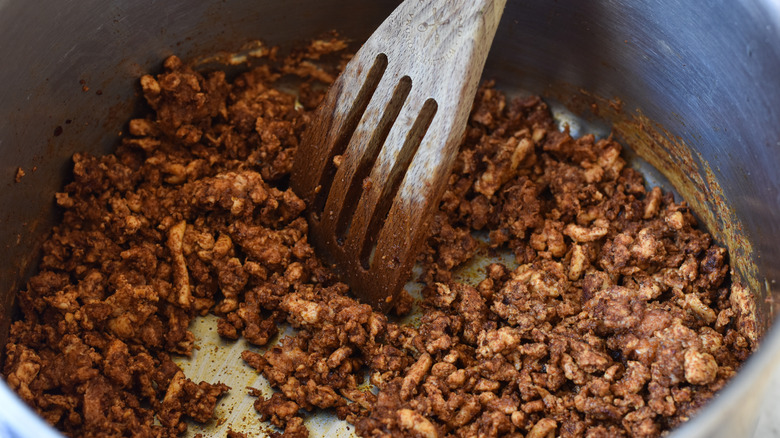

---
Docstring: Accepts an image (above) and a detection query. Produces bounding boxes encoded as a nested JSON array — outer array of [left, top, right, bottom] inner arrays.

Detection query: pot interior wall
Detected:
[[1, 1, 780, 437], [482, 1, 780, 331]]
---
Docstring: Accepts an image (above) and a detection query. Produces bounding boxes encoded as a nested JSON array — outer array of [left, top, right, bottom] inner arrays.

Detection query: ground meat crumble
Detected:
[[2, 39, 757, 438]]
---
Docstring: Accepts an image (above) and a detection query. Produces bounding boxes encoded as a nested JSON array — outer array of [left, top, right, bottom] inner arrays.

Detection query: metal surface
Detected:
[[1, 0, 780, 437]]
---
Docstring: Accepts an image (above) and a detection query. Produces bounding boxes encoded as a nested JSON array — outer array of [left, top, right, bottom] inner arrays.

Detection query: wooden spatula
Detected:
[[291, 0, 506, 312]]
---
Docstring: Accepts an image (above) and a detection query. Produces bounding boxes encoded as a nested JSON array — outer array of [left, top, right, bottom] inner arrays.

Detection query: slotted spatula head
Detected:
[[291, 0, 506, 312]]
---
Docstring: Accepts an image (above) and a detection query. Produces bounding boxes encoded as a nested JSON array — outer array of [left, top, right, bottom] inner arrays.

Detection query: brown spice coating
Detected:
[[3, 39, 756, 438]]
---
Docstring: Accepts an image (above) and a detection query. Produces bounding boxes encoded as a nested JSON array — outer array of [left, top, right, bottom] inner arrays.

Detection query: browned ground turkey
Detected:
[[3, 39, 757, 438]]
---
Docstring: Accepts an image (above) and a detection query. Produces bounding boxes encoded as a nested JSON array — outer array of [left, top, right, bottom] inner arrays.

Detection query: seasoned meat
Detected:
[[3, 38, 756, 438]]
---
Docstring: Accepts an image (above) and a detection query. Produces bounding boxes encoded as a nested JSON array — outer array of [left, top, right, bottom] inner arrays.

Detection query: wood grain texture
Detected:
[[291, 0, 506, 311]]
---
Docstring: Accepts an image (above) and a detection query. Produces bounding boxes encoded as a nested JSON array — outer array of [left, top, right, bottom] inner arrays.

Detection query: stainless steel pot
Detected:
[[1, 1, 779, 437]]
